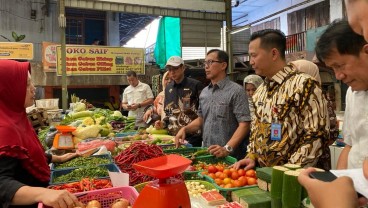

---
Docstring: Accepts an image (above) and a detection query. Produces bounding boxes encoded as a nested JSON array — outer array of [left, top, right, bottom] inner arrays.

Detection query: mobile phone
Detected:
[[309, 171, 364, 198], [309, 171, 337, 182]]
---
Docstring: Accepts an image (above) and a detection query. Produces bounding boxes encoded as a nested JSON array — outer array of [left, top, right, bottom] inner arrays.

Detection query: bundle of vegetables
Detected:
[[49, 178, 112, 193], [54, 156, 111, 170], [114, 142, 164, 185], [53, 166, 109, 184]]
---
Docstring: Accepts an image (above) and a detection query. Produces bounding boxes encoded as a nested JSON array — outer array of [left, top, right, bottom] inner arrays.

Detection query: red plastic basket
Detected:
[[38, 186, 138, 208]]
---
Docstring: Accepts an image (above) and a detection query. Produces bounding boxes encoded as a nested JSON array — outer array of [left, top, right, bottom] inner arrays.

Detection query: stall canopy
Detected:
[[154, 17, 181, 69]]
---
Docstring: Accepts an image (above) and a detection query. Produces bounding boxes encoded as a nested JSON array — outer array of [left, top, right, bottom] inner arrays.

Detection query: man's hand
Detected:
[[143, 109, 153, 122], [130, 103, 139, 110], [154, 120, 164, 130], [298, 167, 360, 208], [230, 158, 255, 170], [175, 127, 186, 148], [52, 153, 79, 163], [208, 145, 229, 158]]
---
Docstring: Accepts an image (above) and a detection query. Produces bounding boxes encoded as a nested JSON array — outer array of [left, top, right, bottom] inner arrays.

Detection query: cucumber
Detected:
[[282, 170, 302, 208], [283, 163, 301, 170]]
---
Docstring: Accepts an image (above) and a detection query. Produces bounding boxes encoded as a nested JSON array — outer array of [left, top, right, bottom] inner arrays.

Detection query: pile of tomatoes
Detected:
[[202, 165, 257, 189]]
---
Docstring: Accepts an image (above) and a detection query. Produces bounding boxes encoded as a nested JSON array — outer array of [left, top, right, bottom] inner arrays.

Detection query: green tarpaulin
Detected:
[[154, 17, 181, 69]]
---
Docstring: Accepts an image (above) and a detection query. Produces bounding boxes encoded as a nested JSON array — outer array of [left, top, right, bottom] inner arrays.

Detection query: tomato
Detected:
[[207, 165, 218, 173], [245, 169, 256, 177], [237, 169, 246, 177], [214, 178, 223, 186], [216, 165, 224, 172], [232, 180, 241, 187], [224, 183, 233, 188], [215, 171, 222, 179], [247, 177, 257, 185], [229, 168, 236, 173], [223, 169, 231, 176], [201, 171, 207, 175], [208, 173, 216, 179], [220, 173, 228, 180], [223, 178, 231, 185], [238, 176, 247, 186], [231, 171, 239, 180]]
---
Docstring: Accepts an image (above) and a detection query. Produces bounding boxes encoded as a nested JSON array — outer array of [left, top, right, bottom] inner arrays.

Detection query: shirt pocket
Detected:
[[216, 104, 229, 119]]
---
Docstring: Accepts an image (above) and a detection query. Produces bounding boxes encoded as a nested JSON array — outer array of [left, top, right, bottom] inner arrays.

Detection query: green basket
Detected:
[[184, 155, 237, 181], [197, 171, 257, 201], [163, 147, 209, 158]]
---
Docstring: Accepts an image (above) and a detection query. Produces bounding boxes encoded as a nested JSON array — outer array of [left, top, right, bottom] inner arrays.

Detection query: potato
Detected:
[[85, 200, 101, 208], [110, 198, 130, 208]]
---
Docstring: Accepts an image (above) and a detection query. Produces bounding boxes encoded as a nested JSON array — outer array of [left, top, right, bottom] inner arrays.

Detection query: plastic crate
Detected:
[[197, 171, 257, 201], [38, 186, 138, 208], [184, 156, 237, 180], [50, 154, 113, 171], [50, 163, 120, 185]]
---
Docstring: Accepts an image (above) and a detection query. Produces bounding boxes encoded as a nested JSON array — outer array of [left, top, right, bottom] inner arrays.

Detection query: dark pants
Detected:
[[186, 135, 203, 147]]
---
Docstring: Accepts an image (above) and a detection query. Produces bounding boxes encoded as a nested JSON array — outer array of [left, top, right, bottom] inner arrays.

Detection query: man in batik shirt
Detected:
[[233, 29, 329, 170]]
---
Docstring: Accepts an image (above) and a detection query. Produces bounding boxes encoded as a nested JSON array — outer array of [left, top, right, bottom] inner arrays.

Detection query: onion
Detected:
[[85, 200, 101, 208], [110, 198, 130, 208]]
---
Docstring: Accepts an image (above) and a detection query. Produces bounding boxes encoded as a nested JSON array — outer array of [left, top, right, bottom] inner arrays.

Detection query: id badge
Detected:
[[271, 123, 282, 141]]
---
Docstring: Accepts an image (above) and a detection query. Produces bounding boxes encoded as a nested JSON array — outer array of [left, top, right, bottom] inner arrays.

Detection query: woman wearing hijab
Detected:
[[289, 59, 322, 84], [243, 74, 263, 118], [143, 71, 171, 123], [0, 60, 79, 208]]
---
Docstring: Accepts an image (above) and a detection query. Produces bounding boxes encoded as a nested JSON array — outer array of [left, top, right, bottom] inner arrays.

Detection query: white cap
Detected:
[[165, 56, 184, 67]]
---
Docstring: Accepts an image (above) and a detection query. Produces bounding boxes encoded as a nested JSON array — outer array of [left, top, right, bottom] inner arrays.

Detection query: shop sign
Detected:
[[56, 45, 145, 76], [42, 42, 58, 71], [0, 42, 33, 60]]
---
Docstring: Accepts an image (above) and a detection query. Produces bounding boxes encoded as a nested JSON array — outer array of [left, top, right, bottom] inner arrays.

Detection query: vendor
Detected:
[[0, 60, 79, 208]]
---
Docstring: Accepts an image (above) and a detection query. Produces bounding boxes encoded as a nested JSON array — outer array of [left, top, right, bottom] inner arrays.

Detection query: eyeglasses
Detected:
[[202, 60, 223, 67]]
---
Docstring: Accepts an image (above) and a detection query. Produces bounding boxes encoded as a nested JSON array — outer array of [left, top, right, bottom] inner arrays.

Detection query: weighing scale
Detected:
[[52, 125, 76, 150], [133, 154, 192, 208]]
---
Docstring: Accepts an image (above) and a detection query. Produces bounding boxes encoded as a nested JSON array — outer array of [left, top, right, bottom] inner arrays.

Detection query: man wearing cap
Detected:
[[155, 56, 204, 147]]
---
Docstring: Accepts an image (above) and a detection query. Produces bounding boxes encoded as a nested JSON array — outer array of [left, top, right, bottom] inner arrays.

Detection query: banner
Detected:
[[56, 45, 145, 75], [42, 42, 58, 71], [0, 42, 33, 60]]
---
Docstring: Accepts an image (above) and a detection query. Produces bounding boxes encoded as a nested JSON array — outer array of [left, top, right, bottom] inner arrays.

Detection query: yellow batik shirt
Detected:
[[247, 65, 329, 167]]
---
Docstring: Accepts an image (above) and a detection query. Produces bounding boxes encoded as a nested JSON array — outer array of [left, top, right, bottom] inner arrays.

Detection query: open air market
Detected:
[[1, 0, 368, 207]]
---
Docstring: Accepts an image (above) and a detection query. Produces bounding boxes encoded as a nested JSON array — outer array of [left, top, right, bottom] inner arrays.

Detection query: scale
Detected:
[[133, 154, 192, 208], [52, 125, 76, 150]]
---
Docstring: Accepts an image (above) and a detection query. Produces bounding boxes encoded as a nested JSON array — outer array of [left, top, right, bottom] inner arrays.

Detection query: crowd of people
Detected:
[[1, 0, 368, 206]]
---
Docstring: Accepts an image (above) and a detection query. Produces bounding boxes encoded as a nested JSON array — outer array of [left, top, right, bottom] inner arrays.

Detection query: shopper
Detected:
[[143, 71, 171, 123], [121, 70, 154, 128], [315, 20, 368, 170], [104, 96, 120, 111], [233, 29, 329, 170], [175, 50, 251, 159], [344, 0, 368, 42], [289, 59, 322, 84], [243, 74, 263, 118], [154, 56, 204, 147], [0, 60, 80, 208]]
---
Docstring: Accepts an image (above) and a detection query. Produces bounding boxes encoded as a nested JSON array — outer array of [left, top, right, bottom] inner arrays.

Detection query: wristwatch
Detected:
[[224, 145, 233, 153]]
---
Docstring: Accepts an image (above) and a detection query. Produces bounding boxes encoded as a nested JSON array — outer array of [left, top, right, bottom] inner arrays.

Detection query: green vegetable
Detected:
[[70, 111, 93, 119], [53, 166, 109, 183], [55, 156, 110, 169], [270, 166, 289, 208]]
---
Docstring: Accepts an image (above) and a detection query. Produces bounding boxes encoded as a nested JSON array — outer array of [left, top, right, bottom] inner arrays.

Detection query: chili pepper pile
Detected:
[[114, 142, 165, 185], [49, 178, 112, 193]]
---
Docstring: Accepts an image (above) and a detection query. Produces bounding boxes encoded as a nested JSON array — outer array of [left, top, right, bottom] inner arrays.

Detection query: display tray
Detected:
[[50, 154, 113, 171], [50, 163, 120, 185]]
